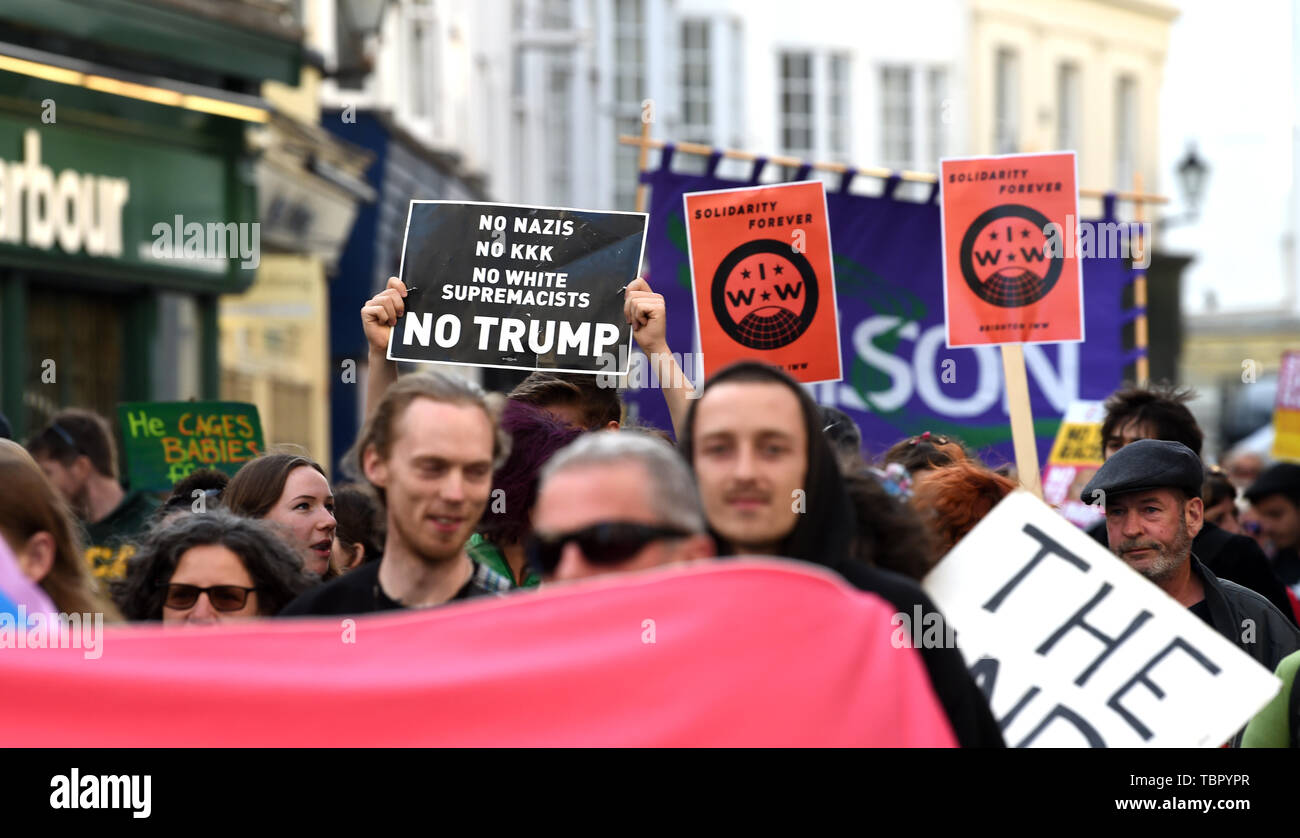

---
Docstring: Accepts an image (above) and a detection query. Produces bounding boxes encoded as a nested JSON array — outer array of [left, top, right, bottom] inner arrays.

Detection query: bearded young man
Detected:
[[280, 372, 512, 616]]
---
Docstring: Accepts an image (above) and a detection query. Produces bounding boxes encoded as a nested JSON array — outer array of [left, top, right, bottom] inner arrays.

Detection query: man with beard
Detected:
[[1082, 440, 1300, 671], [1085, 385, 1295, 623], [677, 361, 1005, 747], [280, 372, 512, 615]]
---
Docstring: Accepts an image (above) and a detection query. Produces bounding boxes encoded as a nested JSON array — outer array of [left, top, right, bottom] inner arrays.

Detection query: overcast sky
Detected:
[[1159, 0, 1296, 315]]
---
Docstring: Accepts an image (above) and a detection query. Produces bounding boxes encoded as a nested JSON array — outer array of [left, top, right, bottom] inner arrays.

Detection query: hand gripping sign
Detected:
[[389, 201, 648, 374], [940, 152, 1085, 348], [924, 492, 1280, 747], [684, 180, 842, 384]]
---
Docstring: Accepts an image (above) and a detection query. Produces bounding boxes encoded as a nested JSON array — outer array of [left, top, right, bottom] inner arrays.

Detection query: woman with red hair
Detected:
[[910, 461, 1017, 560]]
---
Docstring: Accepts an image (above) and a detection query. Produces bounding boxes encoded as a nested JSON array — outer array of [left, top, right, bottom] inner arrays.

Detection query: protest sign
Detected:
[[1041, 400, 1106, 528], [388, 200, 648, 374], [117, 401, 264, 492], [1272, 350, 1300, 462], [683, 180, 841, 384], [924, 491, 1280, 747], [0, 561, 956, 747], [940, 152, 1084, 348]]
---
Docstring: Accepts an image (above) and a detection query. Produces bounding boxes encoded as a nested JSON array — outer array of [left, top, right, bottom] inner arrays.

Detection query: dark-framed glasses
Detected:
[[526, 521, 693, 576], [163, 583, 258, 612]]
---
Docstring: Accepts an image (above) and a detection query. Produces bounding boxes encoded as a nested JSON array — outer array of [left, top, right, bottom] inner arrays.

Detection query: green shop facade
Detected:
[[0, 0, 301, 440]]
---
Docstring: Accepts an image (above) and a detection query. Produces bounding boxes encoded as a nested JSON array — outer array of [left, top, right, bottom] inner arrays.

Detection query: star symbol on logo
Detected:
[[761, 290, 772, 301], [741, 269, 751, 279], [773, 264, 784, 276], [989, 231, 998, 241], [1020, 228, 1031, 239]]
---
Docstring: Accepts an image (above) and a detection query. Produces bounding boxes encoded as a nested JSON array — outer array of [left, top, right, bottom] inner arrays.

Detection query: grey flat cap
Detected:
[[1080, 439, 1203, 504]]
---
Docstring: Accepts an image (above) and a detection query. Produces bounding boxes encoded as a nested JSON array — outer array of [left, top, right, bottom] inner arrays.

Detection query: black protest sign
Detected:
[[388, 201, 648, 373]]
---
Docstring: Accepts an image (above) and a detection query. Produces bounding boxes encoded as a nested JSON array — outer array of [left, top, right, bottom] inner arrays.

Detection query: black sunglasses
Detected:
[[163, 583, 258, 612], [526, 522, 693, 576]]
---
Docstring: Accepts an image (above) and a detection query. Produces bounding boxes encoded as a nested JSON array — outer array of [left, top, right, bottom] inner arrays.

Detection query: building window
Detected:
[[927, 67, 948, 167], [994, 47, 1019, 154], [779, 51, 814, 178], [677, 19, 712, 174], [880, 66, 912, 170], [1057, 63, 1080, 151], [613, 0, 645, 209], [827, 53, 850, 162], [547, 57, 573, 205], [681, 20, 712, 139], [1115, 75, 1138, 189], [409, 20, 428, 118]]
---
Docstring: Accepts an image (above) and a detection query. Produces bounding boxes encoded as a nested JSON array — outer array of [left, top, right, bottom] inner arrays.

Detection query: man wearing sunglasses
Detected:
[[530, 431, 714, 581]]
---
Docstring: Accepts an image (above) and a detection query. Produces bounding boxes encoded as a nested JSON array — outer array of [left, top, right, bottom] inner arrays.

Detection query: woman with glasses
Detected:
[[118, 509, 312, 624]]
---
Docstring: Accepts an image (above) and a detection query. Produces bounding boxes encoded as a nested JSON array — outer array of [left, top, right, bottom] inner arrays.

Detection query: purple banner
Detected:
[[624, 146, 1143, 467]]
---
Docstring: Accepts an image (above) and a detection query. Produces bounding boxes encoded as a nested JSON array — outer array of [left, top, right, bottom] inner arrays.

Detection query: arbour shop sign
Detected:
[[0, 130, 129, 257]]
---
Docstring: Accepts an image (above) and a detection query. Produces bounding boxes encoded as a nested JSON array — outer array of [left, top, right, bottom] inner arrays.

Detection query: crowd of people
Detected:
[[3, 273, 1300, 747]]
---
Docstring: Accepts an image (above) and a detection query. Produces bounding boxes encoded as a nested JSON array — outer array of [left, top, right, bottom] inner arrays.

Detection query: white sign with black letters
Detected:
[[923, 491, 1281, 747]]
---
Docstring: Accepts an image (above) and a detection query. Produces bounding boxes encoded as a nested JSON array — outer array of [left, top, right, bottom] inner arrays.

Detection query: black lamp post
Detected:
[[333, 0, 391, 84], [1158, 143, 1210, 230]]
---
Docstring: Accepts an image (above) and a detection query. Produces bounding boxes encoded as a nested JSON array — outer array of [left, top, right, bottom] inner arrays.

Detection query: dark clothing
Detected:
[[1190, 556, 1300, 674], [82, 490, 159, 582], [278, 557, 510, 616], [1191, 556, 1300, 748], [1273, 548, 1300, 590], [1087, 519, 1296, 625], [826, 558, 1007, 748]]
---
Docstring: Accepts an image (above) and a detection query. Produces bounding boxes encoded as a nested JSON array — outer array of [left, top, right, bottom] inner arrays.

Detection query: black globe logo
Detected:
[[711, 239, 819, 350], [958, 204, 1062, 308]]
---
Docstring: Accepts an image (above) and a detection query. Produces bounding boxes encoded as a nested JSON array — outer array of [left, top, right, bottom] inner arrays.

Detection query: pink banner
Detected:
[[0, 560, 957, 747]]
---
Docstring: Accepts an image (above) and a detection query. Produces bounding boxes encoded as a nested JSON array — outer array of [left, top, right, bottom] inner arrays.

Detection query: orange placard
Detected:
[[940, 152, 1084, 347], [683, 180, 842, 383]]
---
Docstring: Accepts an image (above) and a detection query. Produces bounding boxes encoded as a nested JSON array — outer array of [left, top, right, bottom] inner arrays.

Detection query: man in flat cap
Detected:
[[1246, 463, 1300, 597], [1084, 385, 1295, 624], [1083, 440, 1300, 674]]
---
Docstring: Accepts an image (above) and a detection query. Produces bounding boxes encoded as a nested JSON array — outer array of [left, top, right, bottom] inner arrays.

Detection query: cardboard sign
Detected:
[[388, 201, 648, 374], [940, 152, 1084, 347], [923, 491, 1281, 747], [1272, 350, 1300, 462], [1042, 400, 1106, 528], [117, 401, 264, 492], [684, 181, 842, 383], [0, 561, 957, 747]]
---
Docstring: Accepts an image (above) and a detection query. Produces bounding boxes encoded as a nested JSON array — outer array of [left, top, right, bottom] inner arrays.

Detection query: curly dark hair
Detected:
[[843, 468, 935, 580], [151, 468, 230, 526], [117, 509, 315, 620], [1100, 383, 1203, 458]]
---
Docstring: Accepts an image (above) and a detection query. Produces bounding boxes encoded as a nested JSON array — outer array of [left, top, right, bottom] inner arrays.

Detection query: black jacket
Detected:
[[1191, 556, 1300, 673], [827, 558, 1007, 748], [1087, 519, 1297, 626]]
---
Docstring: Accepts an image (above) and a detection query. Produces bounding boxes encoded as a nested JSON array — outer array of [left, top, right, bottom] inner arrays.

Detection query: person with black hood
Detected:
[[678, 360, 1005, 748]]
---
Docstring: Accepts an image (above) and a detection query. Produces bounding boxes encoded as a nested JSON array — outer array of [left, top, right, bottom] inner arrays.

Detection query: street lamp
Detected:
[[332, 0, 391, 85], [1156, 143, 1210, 231], [1176, 143, 1209, 219]]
